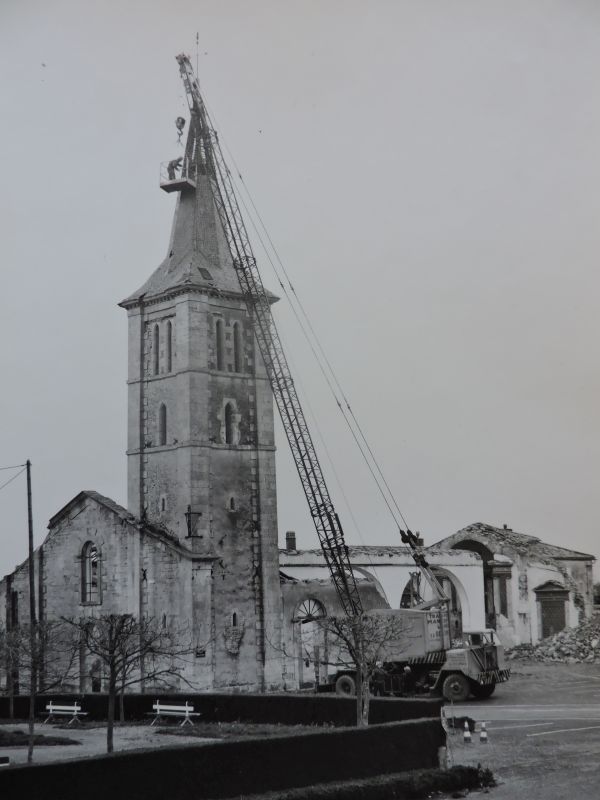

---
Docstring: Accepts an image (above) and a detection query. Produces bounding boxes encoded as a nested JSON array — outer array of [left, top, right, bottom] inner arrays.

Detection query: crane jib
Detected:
[[176, 54, 363, 617]]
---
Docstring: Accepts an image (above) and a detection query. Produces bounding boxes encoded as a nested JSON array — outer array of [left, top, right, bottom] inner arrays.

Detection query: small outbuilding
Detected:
[[434, 522, 595, 647]]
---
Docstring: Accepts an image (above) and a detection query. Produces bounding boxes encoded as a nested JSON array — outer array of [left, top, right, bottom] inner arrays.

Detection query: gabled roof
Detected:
[[46, 490, 193, 555], [435, 522, 595, 562], [48, 490, 134, 529]]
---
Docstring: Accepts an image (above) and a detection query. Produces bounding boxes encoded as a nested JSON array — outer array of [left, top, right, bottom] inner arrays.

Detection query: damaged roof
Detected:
[[438, 522, 595, 562]]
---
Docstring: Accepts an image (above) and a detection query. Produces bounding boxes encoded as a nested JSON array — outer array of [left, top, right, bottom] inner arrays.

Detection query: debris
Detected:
[[507, 612, 600, 663]]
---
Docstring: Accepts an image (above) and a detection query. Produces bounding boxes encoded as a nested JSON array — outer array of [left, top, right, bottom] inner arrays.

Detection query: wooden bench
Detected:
[[43, 701, 88, 725], [148, 700, 200, 727]]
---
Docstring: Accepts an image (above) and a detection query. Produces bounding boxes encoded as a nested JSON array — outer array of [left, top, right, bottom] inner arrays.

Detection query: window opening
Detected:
[[82, 542, 101, 604], [232, 612, 238, 627], [216, 319, 224, 370], [233, 322, 242, 372], [159, 403, 167, 446], [224, 402, 234, 444], [10, 590, 18, 628], [229, 497, 236, 511], [166, 321, 173, 372], [153, 324, 160, 375]]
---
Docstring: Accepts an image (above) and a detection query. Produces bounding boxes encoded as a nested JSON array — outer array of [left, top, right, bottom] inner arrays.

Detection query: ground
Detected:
[[2, 661, 599, 799], [445, 660, 600, 799]]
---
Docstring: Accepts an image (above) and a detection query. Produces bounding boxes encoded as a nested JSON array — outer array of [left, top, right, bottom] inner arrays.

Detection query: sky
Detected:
[[0, 0, 599, 579]]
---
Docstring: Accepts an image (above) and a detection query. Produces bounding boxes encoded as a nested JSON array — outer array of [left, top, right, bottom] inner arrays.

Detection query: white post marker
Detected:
[[480, 722, 488, 744], [463, 720, 472, 744]]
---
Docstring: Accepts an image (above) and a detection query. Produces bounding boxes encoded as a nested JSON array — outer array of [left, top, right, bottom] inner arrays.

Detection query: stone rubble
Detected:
[[506, 612, 600, 663]]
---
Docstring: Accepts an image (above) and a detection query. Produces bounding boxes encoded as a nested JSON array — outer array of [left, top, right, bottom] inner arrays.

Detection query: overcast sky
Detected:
[[1, 0, 599, 579]]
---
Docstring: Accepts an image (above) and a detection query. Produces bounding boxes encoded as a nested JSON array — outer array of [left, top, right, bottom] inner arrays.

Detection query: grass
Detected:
[[0, 728, 81, 747], [156, 720, 327, 739], [236, 766, 495, 799]]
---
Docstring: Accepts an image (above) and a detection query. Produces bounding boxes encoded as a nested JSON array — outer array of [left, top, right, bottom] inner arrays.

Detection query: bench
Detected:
[[148, 700, 200, 727], [43, 701, 88, 725]]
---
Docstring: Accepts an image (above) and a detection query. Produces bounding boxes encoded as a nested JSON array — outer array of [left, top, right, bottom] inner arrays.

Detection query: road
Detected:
[[444, 661, 600, 798]]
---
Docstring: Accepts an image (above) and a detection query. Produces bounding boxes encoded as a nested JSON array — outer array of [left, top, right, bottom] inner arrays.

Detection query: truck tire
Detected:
[[335, 674, 356, 696], [470, 680, 496, 699], [442, 673, 470, 702]]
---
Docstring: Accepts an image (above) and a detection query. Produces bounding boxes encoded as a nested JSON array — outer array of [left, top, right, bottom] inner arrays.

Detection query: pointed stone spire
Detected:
[[120, 116, 242, 306]]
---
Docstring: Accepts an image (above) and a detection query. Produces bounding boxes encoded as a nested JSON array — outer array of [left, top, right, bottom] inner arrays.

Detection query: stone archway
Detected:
[[293, 598, 327, 688], [452, 539, 496, 629], [432, 569, 464, 640]]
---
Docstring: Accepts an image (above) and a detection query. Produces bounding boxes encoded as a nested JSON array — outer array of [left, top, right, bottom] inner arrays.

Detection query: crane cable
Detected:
[[279, 326, 383, 583], [194, 79, 446, 601], [231, 176, 406, 536], [217, 139, 413, 536]]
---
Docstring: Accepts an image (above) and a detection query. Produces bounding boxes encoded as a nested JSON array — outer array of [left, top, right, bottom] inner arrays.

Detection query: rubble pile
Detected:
[[506, 613, 600, 663]]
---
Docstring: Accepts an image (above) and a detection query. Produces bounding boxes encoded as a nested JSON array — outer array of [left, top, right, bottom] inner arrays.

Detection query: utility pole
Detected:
[[26, 459, 37, 764]]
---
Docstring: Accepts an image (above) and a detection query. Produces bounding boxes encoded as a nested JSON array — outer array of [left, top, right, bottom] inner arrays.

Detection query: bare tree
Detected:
[[64, 614, 194, 753], [0, 620, 79, 761], [319, 611, 415, 727]]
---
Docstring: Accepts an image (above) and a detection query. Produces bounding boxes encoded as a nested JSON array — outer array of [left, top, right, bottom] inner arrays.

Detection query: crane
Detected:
[[171, 55, 512, 703], [175, 53, 448, 618]]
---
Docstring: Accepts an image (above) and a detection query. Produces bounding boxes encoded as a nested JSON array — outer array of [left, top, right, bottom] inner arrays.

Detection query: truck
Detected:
[[174, 52, 509, 705], [323, 608, 510, 701]]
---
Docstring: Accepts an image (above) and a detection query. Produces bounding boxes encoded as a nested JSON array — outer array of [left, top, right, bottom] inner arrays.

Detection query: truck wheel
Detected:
[[470, 680, 496, 699], [335, 674, 356, 696], [442, 673, 470, 702]]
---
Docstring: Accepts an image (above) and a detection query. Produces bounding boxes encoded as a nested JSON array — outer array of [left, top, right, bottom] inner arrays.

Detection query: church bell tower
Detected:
[[119, 104, 282, 690]]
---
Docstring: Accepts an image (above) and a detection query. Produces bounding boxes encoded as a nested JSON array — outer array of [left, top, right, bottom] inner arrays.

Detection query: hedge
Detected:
[[0, 718, 445, 800], [240, 765, 495, 800], [0, 692, 442, 726]]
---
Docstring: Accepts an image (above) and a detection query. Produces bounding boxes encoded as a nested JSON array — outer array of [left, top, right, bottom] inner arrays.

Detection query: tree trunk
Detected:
[[356, 665, 366, 727], [360, 672, 370, 727], [107, 668, 116, 754], [27, 671, 36, 764], [7, 656, 14, 719]]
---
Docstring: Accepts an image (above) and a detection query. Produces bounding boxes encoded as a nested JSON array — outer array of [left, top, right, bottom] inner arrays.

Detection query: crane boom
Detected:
[[176, 53, 363, 618]]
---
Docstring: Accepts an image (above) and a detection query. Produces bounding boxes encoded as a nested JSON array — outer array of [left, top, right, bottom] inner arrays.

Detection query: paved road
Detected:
[[443, 662, 600, 799]]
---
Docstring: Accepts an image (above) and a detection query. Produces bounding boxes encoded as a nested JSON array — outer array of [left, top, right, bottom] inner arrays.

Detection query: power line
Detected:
[[0, 466, 26, 493], [0, 463, 26, 471]]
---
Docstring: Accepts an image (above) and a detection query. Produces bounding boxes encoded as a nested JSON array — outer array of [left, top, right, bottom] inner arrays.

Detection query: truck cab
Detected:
[[432, 627, 510, 701]]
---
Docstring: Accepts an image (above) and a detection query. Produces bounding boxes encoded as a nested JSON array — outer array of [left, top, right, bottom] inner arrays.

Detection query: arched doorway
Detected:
[[400, 571, 424, 608], [432, 569, 463, 640], [452, 539, 496, 629], [293, 598, 327, 688]]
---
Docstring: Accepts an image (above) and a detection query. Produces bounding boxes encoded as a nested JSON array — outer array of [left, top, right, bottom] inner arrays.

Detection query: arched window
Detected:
[[166, 321, 173, 372], [224, 402, 234, 444], [215, 319, 224, 370], [232, 612, 238, 628], [81, 542, 101, 604], [233, 322, 242, 373], [153, 324, 160, 375], [229, 496, 236, 511], [158, 403, 167, 446]]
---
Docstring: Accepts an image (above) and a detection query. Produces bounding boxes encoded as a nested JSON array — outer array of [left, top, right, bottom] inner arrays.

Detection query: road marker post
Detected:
[[463, 720, 472, 744], [480, 722, 488, 744]]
